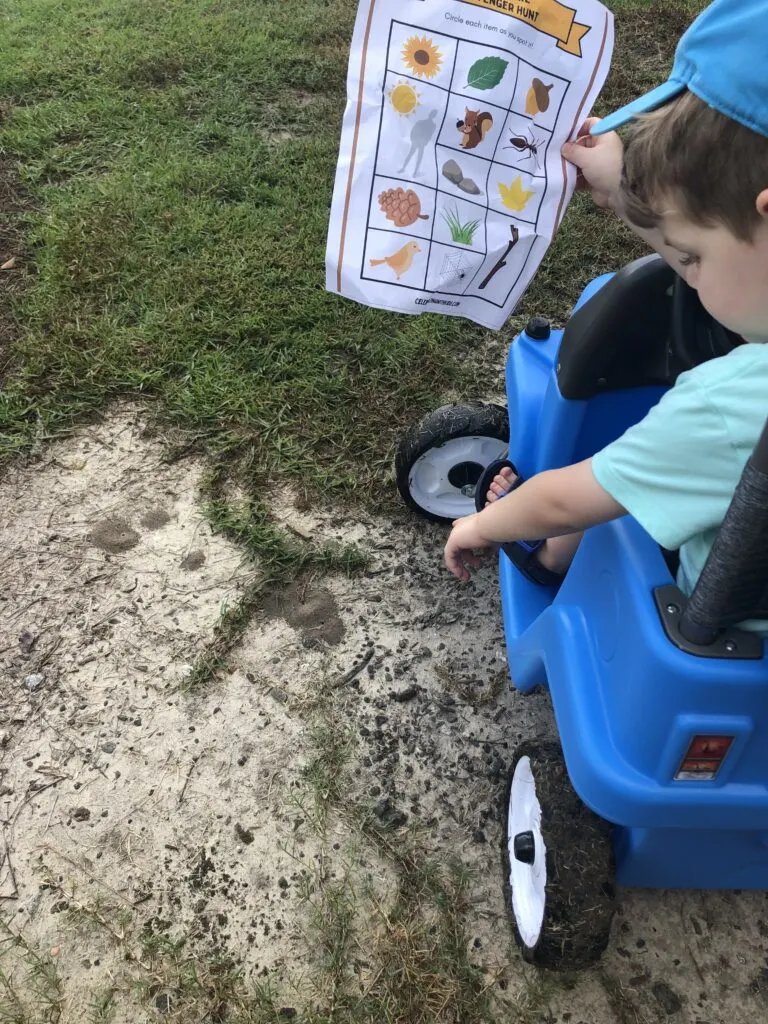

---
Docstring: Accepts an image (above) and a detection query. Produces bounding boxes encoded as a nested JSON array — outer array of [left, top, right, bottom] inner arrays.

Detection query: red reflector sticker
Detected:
[[674, 736, 734, 781]]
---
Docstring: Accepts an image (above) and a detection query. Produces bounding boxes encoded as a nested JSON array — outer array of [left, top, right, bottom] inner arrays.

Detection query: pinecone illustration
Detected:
[[378, 187, 429, 227]]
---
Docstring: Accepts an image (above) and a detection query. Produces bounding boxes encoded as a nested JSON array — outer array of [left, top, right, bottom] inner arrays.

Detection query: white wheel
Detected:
[[395, 404, 508, 523], [507, 755, 547, 950], [407, 434, 507, 521], [502, 741, 616, 969]]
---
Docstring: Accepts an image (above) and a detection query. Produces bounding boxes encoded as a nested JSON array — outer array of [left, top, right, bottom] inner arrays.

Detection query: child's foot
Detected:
[[485, 465, 517, 505], [483, 465, 579, 577]]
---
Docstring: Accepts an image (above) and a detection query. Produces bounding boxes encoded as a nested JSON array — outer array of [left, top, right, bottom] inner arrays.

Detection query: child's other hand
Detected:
[[561, 117, 624, 210], [444, 514, 494, 581]]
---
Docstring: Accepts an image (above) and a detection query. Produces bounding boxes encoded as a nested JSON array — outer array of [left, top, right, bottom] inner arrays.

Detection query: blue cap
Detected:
[[592, 0, 768, 138]]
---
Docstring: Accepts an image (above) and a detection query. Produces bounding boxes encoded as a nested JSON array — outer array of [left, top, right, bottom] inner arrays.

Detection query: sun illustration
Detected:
[[402, 35, 443, 79], [388, 80, 420, 116]]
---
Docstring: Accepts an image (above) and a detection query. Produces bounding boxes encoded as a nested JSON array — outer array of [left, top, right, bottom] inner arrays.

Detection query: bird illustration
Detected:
[[369, 240, 421, 280]]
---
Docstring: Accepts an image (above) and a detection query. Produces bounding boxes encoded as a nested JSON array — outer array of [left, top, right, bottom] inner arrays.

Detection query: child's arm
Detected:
[[561, 121, 689, 274], [444, 459, 625, 580]]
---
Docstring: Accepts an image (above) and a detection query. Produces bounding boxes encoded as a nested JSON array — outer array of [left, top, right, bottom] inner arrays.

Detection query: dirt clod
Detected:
[[89, 516, 140, 553], [155, 993, 172, 1014], [651, 980, 683, 1015], [234, 823, 254, 845], [19, 630, 37, 654], [264, 582, 344, 646], [141, 508, 172, 530], [180, 548, 206, 570], [373, 797, 407, 829]]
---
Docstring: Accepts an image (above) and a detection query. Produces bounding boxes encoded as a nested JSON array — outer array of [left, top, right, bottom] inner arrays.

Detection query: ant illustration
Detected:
[[504, 127, 545, 170]]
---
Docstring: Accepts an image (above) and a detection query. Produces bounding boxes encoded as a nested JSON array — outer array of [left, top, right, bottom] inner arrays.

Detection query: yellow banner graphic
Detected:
[[460, 0, 590, 56]]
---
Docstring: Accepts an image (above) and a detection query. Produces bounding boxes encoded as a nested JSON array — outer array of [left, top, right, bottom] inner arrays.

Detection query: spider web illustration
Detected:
[[439, 252, 470, 284]]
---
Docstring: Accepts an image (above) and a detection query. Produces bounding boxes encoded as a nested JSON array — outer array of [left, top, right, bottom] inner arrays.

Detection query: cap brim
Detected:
[[590, 80, 685, 135]]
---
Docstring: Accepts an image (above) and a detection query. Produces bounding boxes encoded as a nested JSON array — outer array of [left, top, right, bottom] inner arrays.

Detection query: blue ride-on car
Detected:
[[395, 255, 768, 969]]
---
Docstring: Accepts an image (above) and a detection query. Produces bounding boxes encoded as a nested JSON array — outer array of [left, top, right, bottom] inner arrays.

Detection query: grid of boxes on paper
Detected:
[[362, 20, 569, 307]]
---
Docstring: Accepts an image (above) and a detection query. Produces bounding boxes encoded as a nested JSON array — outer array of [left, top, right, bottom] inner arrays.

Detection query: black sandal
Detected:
[[474, 458, 564, 589], [500, 538, 564, 588], [474, 457, 522, 513]]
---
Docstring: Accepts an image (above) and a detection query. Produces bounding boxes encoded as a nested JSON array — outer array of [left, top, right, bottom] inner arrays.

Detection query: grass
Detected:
[[0, 0, 706, 502], [300, 860, 495, 1024], [285, 716, 511, 1024], [0, 0, 469, 500], [301, 715, 356, 830], [134, 933, 281, 1024], [0, 920, 64, 1023]]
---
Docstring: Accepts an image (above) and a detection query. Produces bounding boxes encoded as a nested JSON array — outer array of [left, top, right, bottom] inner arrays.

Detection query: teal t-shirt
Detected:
[[592, 342, 768, 632]]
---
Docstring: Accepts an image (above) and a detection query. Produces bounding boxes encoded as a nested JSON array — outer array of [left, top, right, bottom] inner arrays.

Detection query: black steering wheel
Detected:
[[670, 277, 743, 374]]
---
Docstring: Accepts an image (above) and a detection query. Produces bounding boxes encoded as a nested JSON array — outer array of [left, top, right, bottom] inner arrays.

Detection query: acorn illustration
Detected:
[[378, 187, 429, 227], [525, 78, 554, 116]]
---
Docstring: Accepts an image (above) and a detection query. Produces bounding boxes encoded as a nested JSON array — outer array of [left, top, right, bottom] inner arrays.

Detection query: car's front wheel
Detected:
[[503, 740, 616, 969], [395, 403, 509, 524]]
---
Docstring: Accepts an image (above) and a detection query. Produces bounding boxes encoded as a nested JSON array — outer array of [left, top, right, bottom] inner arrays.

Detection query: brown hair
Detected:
[[620, 90, 768, 241]]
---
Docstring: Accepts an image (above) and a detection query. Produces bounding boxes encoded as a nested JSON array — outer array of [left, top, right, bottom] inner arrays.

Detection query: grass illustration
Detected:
[[441, 204, 482, 245]]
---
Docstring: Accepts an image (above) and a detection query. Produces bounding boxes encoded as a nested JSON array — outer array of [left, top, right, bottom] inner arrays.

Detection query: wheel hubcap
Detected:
[[508, 756, 547, 949], [513, 830, 535, 864], [447, 460, 484, 493], [408, 436, 507, 519]]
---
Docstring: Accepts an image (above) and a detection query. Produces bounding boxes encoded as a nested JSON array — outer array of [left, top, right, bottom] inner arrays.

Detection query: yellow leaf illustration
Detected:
[[498, 176, 535, 212]]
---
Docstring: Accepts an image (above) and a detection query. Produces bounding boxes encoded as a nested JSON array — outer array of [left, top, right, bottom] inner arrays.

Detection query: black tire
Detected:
[[502, 740, 616, 970], [395, 403, 509, 524]]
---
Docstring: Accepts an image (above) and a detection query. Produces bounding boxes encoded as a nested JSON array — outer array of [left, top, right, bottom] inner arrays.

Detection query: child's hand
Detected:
[[444, 514, 494, 581], [561, 117, 624, 210]]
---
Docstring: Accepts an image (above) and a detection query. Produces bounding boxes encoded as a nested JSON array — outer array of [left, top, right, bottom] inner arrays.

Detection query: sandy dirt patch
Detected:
[[1, 406, 767, 1022]]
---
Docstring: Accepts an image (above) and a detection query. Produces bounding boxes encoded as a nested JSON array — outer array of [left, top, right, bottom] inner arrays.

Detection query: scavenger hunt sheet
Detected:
[[326, 0, 614, 329]]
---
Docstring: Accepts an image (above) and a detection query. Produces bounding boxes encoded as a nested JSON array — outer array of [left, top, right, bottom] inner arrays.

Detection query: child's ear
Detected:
[[756, 188, 768, 220]]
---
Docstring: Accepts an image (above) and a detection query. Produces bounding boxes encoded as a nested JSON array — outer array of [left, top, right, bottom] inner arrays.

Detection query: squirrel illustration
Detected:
[[456, 108, 493, 150]]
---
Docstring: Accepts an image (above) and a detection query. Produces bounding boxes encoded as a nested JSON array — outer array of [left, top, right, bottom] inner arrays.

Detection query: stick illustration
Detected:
[[478, 226, 520, 290]]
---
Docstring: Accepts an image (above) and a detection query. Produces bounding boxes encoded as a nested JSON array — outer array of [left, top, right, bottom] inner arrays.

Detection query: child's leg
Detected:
[[486, 466, 583, 574], [538, 532, 582, 572]]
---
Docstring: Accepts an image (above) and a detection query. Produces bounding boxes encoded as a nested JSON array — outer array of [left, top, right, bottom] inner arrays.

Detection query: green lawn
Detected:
[[0, 0, 704, 501]]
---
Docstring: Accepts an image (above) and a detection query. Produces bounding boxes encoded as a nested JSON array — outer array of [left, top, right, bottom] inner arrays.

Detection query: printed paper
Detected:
[[326, 0, 614, 329]]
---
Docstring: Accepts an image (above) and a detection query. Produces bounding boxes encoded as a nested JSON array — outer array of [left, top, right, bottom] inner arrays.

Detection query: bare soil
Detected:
[[1, 405, 767, 1022]]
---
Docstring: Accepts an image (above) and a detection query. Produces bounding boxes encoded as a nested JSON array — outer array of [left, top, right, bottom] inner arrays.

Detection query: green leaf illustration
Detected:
[[466, 56, 508, 91]]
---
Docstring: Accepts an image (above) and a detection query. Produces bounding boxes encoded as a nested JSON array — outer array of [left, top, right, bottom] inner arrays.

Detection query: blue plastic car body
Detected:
[[500, 272, 768, 890]]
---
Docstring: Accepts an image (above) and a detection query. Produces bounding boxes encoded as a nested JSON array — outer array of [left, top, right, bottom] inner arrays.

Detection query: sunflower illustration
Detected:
[[401, 35, 443, 79]]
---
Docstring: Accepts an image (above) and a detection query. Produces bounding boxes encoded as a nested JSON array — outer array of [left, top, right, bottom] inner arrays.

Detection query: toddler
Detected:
[[444, 0, 768, 634]]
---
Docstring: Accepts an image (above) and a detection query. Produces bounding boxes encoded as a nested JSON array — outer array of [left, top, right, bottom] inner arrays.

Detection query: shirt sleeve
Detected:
[[591, 377, 737, 551]]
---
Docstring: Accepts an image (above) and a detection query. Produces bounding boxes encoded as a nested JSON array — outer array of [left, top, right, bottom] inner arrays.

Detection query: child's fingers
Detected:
[[575, 116, 600, 141], [445, 542, 483, 580], [444, 542, 465, 578]]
